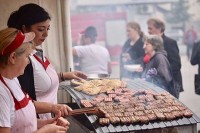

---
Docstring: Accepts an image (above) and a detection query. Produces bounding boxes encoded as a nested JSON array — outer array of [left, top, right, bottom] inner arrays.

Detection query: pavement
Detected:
[[179, 54, 200, 131], [178, 44, 200, 130]]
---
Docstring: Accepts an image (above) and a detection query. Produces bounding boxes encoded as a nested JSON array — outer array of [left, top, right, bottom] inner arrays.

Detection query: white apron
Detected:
[[32, 54, 59, 119], [0, 76, 37, 133]]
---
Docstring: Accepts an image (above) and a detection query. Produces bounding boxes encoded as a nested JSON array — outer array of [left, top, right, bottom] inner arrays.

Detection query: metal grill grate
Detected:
[[61, 79, 200, 133]]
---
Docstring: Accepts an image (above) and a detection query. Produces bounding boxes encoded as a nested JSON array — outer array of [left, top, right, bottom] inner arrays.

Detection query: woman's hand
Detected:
[[37, 112, 69, 133], [33, 101, 72, 116], [51, 104, 72, 117], [122, 53, 131, 62], [36, 123, 68, 133], [63, 71, 87, 81], [56, 117, 70, 128]]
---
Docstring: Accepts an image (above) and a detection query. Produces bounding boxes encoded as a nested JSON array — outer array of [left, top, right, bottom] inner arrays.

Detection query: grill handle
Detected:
[[68, 107, 99, 116]]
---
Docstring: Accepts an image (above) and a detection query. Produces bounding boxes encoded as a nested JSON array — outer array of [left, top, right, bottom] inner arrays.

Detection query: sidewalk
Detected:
[[179, 54, 200, 131]]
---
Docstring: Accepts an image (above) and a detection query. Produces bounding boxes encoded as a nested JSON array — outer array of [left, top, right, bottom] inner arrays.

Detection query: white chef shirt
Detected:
[[0, 77, 23, 127], [74, 44, 111, 74]]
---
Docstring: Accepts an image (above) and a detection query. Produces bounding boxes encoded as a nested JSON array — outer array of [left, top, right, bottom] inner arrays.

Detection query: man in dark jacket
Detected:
[[190, 41, 200, 133], [190, 41, 200, 95], [147, 18, 183, 98]]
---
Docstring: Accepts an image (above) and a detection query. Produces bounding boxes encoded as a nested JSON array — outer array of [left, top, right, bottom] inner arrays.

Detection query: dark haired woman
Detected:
[[7, 3, 87, 119]]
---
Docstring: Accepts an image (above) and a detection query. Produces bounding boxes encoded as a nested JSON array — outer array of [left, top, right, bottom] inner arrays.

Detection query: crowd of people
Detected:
[[72, 18, 184, 99], [0, 2, 199, 133], [118, 18, 183, 98]]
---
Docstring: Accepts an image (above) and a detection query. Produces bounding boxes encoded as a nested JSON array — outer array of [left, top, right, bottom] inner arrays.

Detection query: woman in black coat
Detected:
[[120, 21, 145, 79]]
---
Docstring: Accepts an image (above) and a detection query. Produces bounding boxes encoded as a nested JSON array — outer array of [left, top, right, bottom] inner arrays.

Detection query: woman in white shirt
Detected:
[[0, 28, 69, 133]]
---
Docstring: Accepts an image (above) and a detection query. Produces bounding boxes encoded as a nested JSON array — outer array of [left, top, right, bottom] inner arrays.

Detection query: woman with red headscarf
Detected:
[[0, 28, 69, 133]]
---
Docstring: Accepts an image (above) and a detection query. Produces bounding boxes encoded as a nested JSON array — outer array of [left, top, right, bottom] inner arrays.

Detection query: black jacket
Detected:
[[142, 51, 173, 91], [162, 34, 183, 92], [18, 61, 36, 100], [120, 37, 145, 79], [190, 41, 200, 74]]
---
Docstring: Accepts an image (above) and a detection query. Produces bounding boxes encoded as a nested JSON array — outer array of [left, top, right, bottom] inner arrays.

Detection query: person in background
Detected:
[[190, 39, 200, 133], [7, 3, 87, 119], [185, 26, 197, 60], [138, 35, 176, 97], [190, 40, 200, 94], [120, 21, 145, 79], [0, 28, 69, 133], [72, 31, 84, 71], [73, 26, 112, 74], [147, 17, 183, 98]]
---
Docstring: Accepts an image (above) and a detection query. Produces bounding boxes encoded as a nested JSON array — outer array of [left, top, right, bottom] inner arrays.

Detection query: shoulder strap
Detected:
[[33, 54, 50, 70], [0, 75, 30, 110], [0, 76, 17, 100]]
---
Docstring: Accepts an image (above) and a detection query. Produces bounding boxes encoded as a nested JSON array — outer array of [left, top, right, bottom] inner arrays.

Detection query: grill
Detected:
[[60, 79, 200, 133]]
